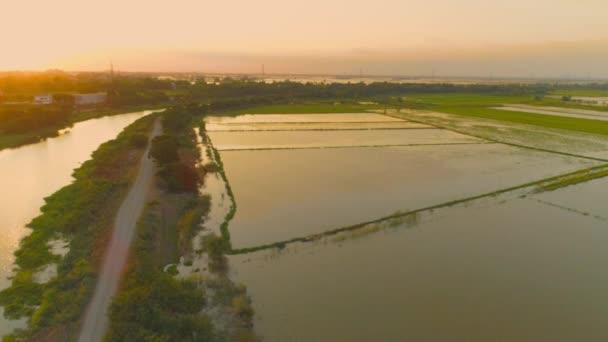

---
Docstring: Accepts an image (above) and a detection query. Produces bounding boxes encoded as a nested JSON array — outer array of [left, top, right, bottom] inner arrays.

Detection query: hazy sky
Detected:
[[3, 0, 608, 77]]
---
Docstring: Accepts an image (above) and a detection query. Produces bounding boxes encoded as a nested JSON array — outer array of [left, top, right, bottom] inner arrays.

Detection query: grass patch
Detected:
[[404, 93, 532, 107], [536, 167, 608, 192]]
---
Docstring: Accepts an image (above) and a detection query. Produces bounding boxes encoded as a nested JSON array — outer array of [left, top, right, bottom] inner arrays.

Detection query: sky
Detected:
[[2, 0, 608, 77]]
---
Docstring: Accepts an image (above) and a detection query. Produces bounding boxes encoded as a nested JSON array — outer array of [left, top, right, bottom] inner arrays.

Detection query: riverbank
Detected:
[[0, 113, 160, 340], [0, 103, 168, 151], [78, 118, 162, 341]]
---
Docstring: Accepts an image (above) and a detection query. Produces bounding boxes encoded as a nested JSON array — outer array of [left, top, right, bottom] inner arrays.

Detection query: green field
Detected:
[[404, 92, 607, 111], [224, 102, 384, 115], [403, 93, 532, 106], [431, 105, 608, 136], [398, 93, 608, 136]]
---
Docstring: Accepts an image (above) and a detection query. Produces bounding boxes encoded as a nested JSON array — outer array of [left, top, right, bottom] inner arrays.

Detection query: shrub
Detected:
[[149, 135, 179, 165], [201, 234, 228, 273], [130, 133, 148, 148], [158, 162, 199, 193], [203, 161, 220, 173]]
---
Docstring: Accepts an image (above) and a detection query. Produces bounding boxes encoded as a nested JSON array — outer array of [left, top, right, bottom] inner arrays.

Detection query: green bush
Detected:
[[130, 133, 149, 148], [149, 135, 179, 165]]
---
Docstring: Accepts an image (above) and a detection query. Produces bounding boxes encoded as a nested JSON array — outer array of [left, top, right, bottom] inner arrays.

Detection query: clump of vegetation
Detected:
[[177, 196, 211, 254], [207, 142, 236, 252], [204, 161, 221, 173], [150, 134, 180, 164], [129, 133, 149, 148], [107, 201, 214, 341], [537, 166, 608, 192], [231, 294, 254, 320], [202, 233, 229, 273], [157, 161, 201, 193]]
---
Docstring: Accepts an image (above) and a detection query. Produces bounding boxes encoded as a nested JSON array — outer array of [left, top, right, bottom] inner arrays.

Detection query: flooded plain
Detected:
[[220, 144, 599, 249], [205, 113, 402, 124], [205, 112, 608, 341], [0, 110, 156, 335], [208, 129, 483, 150], [397, 109, 608, 160], [229, 193, 608, 341], [531, 176, 608, 220], [206, 121, 430, 131]]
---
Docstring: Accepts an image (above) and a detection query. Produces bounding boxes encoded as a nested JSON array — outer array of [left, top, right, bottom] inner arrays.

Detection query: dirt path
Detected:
[[78, 118, 162, 342]]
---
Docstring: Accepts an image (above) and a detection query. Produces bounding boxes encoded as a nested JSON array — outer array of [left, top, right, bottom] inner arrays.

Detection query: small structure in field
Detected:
[[34, 94, 53, 105], [74, 92, 107, 106]]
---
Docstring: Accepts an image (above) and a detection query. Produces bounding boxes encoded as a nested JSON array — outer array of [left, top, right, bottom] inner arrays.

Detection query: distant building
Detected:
[[73, 92, 107, 106], [34, 94, 53, 105]]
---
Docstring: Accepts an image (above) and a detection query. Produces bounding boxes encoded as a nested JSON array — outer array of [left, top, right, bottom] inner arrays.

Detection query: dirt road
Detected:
[[78, 118, 162, 342]]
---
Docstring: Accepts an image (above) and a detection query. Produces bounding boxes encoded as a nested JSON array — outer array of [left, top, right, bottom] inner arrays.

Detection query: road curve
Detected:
[[78, 118, 162, 342]]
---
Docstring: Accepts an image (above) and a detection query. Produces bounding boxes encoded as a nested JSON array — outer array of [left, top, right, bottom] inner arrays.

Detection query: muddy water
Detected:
[[0, 110, 157, 335], [206, 121, 430, 131], [229, 195, 608, 341], [206, 113, 402, 124], [220, 144, 600, 249], [208, 129, 483, 150]]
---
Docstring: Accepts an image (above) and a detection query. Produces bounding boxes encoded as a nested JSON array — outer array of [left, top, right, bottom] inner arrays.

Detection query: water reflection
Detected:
[[230, 195, 608, 341]]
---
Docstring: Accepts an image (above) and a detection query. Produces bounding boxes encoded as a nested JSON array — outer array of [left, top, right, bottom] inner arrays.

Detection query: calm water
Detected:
[[220, 144, 599, 249], [208, 129, 482, 150], [206, 121, 430, 131], [206, 113, 402, 124], [230, 192, 608, 341], [0, 110, 156, 335], [208, 113, 608, 340]]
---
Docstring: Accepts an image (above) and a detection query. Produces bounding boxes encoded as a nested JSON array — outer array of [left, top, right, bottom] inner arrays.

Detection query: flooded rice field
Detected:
[[206, 113, 402, 124], [531, 176, 608, 220], [220, 145, 598, 249], [204, 112, 608, 341], [206, 121, 430, 131], [229, 190, 608, 341], [208, 129, 483, 150], [397, 109, 608, 160]]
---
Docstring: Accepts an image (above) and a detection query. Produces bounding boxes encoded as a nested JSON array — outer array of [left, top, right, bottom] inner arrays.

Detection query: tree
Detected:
[[149, 135, 179, 165]]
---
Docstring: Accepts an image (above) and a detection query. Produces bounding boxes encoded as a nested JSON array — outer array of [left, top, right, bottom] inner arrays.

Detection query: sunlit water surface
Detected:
[[230, 191, 608, 341]]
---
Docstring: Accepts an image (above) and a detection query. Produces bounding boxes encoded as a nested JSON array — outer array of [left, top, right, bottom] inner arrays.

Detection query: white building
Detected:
[[34, 94, 53, 105], [74, 92, 107, 106]]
